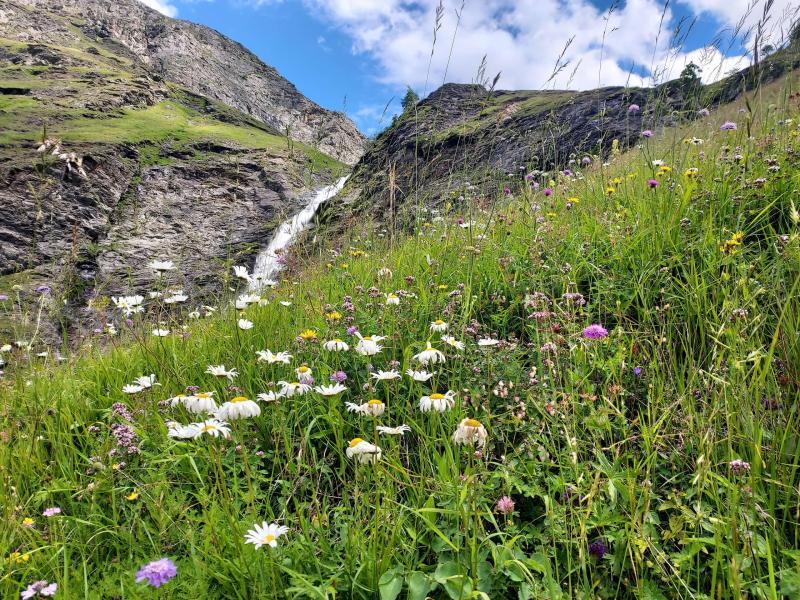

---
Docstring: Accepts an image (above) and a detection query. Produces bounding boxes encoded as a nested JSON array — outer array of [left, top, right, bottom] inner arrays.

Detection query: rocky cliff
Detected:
[[0, 0, 358, 342]]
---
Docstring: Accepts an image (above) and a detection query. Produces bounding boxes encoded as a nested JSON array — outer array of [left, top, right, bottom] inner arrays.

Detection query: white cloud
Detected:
[[678, 0, 798, 47], [303, 0, 795, 94], [138, 0, 179, 17]]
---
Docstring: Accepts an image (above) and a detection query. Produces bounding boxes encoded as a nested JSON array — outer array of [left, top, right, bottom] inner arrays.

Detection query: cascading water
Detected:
[[249, 176, 348, 289]]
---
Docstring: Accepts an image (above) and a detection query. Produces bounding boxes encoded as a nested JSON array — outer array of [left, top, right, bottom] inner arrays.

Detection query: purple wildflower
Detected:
[[581, 156, 592, 166], [495, 496, 515, 514], [633, 367, 642, 377], [588, 540, 607, 559], [543, 188, 553, 196], [729, 459, 750, 474], [503, 186, 511, 195], [648, 179, 659, 188], [582, 324, 608, 339], [42, 507, 61, 517], [330, 371, 347, 383], [697, 108, 710, 116], [641, 130, 653, 138], [135, 558, 177, 588], [720, 121, 737, 131], [628, 103, 640, 113], [35, 285, 51, 295], [21, 581, 57, 599], [346, 326, 359, 336], [0, 294, 8, 301], [111, 402, 133, 421]]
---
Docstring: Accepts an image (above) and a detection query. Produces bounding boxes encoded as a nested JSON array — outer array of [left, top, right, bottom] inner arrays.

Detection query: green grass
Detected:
[[1, 66, 799, 600]]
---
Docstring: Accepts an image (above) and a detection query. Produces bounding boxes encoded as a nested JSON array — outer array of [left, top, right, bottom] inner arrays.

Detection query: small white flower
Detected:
[[277, 381, 312, 397], [430, 319, 448, 332], [414, 342, 445, 365], [164, 292, 188, 304], [112, 295, 144, 316], [233, 265, 252, 283], [370, 370, 400, 381], [257, 391, 283, 402], [377, 267, 393, 278], [191, 419, 231, 439], [206, 365, 238, 380], [279, 301, 292, 306], [419, 391, 456, 412], [314, 383, 348, 396], [183, 392, 218, 414], [0, 344, 12, 353], [385, 293, 400, 306], [355, 334, 385, 356], [477, 338, 499, 347], [122, 384, 145, 394], [152, 328, 170, 337], [244, 521, 289, 549], [346, 399, 386, 416], [295, 365, 313, 380], [216, 396, 261, 420], [323, 339, 349, 351], [238, 319, 254, 330], [346, 438, 382, 464], [453, 418, 488, 447], [376, 424, 411, 436], [441, 335, 465, 350], [149, 260, 175, 272], [235, 294, 261, 309], [256, 349, 293, 364], [166, 421, 197, 439], [406, 369, 434, 382]]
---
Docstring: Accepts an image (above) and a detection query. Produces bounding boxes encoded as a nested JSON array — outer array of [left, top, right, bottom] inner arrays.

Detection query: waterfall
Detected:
[[249, 176, 348, 289]]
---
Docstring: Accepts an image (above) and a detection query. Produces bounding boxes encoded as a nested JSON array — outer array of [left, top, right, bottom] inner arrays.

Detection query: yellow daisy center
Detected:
[[367, 399, 383, 406], [349, 438, 364, 447], [201, 424, 216, 432], [297, 366, 310, 373], [363, 336, 373, 341], [434, 320, 444, 325], [464, 418, 482, 428], [196, 392, 212, 399], [332, 338, 343, 343], [230, 396, 248, 403], [262, 533, 276, 544], [430, 393, 445, 400]]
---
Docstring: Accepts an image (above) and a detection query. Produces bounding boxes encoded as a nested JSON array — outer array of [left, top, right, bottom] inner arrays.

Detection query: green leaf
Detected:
[[379, 567, 404, 600], [407, 571, 433, 600]]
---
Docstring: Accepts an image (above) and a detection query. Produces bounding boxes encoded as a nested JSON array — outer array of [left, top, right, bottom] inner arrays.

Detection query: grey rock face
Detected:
[[6, 0, 365, 165]]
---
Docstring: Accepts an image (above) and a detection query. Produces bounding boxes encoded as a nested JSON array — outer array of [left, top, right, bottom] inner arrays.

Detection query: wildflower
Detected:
[[385, 293, 400, 306], [325, 311, 342, 322], [256, 349, 292, 364], [441, 335, 465, 350], [371, 370, 401, 381], [277, 381, 312, 397], [183, 392, 217, 414], [323, 339, 349, 351], [720, 231, 744, 254], [233, 265, 252, 282], [697, 108, 710, 116], [453, 418, 487, 447], [588, 540, 607, 559], [42, 507, 61, 517], [720, 121, 737, 131], [216, 397, 261, 421], [406, 369, 434, 382], [164, 292, 188, 304], [123, 374, 157, 394], [419, 391, 456, 412], [376, 424, 411, 435], [543, 188, 553, 196], [633, 367, 642, 377], [377, 267, 393, 278], [684, 167, 699, 179], [582, 324, 608, 339], [151, 328, 170, 337], [495, 496, 515, 514], [648, 178, 659, 188], [605, 186, 615, 195], [235, 294, 261, 309], [126, 491, 139, 501], [355, 334, 385, 356], [148, 260, 175, 273], [135, 558, 177, 588], [238, 319, 254, 330], [346, 326, 359, 336], [330, 371, 348, 383], [112, 295, 145, 316], [627, 103, 640, 113], [641, 130, 653, 138], [21, 581, 57, 598], [346, 438, 382, 464], [314, 383, 348, 396], [346, 399, 386, 416], [414, 342, 445, 365], [477, 337, 499, 347], [191, 419, 231, 439], [8, 551, 30, 564], [256, 391, 282, 402], [295, 365, 313, 380], [206, 365, 238, 380], [427, 319, 449, 334], [22, 518, 35, 528], [298, 329, 318, 341], [245, 522, 289, 549], [729, 459, 750, 474]]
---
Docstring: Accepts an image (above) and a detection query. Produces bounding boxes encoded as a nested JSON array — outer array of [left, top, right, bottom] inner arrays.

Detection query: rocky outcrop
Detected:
[[3, 0, 365, 165]]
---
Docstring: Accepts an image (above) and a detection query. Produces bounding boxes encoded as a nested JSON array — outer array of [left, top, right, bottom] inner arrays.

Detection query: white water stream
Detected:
[[249, 176, 348, 289]]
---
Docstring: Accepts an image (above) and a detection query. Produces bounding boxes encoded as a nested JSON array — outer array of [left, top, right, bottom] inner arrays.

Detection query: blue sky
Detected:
[[142, 0, 794, 135]]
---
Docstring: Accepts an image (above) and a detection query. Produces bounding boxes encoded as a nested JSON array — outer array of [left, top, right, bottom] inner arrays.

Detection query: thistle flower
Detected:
[[330, 371, 348, 383], [135, 558, 177, 588], [453, 418, 487, 447], [627, 103, 640, 113], [346, 438, 382, 464], [720, 121, 737, 131], [648, 178, 659, 188], [641, 130, 653, 138], [244, 522, 289, 549], [495, 496, 515, 514], [588, 540, 607, 559]]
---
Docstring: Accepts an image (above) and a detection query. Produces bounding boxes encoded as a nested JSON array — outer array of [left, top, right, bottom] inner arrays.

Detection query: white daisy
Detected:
[[370, 370, 401, 381], [183, 392, 218, 414], [377, 267, 393, 278], [238, 319, 254, 330], [323, 339, 349, 351], [164, 292, 188, 304], [453, 418, 488, 447], [256, 349, 293, 364], [233, 265, 252, 283], [277, 381, 312, 397], [152, 328, 170, 337], [0, 344, 11, 353], [244, 521, 288, 549], [191, 419, 231, 439], [385, 293, 400, 306], [122, 384, 145, 394], [166, 421, 197, 439], [477, 338, 499, 347], [295, 365, 313, 380], [413, 342, 445, 365], [355, 334, 385, 356], [235, 294, 261, 309], [279, 301, 292, 306], [216, 396, 261, 420], [314, 383, 348, 396], [206, 365, 238, 380], [346, 438, 382, 464], [419, 391, 456, 412], [430, 319, 449, 332], [406, 369, 434, 382], [149, 260, 175, 272], [441, 335, 465, 350], [257, 391, 283, 403], [376, 424, 412, 435], [346, 399, 386, 416], [111, 295, 144, 316]]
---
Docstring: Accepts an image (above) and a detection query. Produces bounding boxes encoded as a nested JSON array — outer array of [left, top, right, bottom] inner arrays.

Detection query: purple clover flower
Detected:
[[582, 324, 608, 339], [628, 103, 640, 113], [42, 507, 61, 517], [589, 540, 607, 559], [641, 130, 653, 138], [720, 121, 737, 131], [648, 179, 659, 188], [330, 371, 347, 383], [495, 496, 515, 514], [345, 326, 359, 336], [135, 558, 177, 588]]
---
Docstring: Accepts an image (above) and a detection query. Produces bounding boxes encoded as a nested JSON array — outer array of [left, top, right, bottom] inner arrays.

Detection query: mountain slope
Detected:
[[2, 0, 365, 165]]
